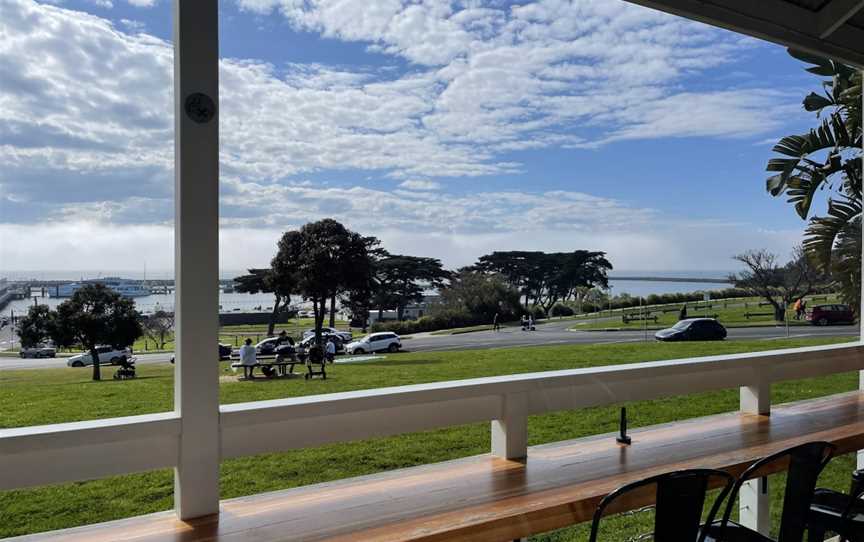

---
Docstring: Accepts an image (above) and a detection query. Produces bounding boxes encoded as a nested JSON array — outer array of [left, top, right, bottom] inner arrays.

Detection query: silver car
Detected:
[[345, 332, 401, 354], [67, 346, 132, 367]]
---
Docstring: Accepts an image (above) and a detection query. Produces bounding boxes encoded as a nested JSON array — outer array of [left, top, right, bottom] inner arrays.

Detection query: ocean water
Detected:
[[4, 291, 283, 317], [2, 269, 737, 317], [608, 270, 735, 298]]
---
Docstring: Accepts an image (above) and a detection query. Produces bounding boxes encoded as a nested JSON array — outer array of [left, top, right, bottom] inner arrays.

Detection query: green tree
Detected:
[[766, 49, 862, 310], [438, 270, 521, 322], [16, 304, 55, 349], [272, 219, 374, 344], [50, 284, 143, 381], [375, 254, 450, 321], [475, 250, 612, 312], [233, 268, 295, 336]]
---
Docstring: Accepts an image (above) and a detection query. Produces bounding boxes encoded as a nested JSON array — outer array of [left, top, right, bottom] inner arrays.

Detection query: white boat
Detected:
[[55, 277, 151, 298]]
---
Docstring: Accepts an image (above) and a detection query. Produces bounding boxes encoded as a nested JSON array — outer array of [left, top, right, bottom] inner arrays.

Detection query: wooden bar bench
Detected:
[[16, 391, 864, 542]]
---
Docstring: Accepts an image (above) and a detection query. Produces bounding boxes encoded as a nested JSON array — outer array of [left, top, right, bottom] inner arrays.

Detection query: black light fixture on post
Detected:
[[616, 407, 632, 445]]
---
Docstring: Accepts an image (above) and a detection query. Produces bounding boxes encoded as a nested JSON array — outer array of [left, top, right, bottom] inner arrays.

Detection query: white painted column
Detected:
[[173, 0, 221, 520], [739, 371, 770, 533], [491, 392, 528, 460]]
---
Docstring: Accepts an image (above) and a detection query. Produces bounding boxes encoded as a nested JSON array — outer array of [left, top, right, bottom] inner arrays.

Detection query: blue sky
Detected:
[[0, 0, 829, 273]]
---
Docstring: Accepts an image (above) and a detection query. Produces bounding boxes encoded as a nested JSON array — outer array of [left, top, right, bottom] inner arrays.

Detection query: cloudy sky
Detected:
[[0, 0, 827, 275]]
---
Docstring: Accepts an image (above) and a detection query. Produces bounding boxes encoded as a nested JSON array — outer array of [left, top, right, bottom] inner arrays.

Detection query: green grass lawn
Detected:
[[0, 336, 859, 539], [571, 296, 845, 331]]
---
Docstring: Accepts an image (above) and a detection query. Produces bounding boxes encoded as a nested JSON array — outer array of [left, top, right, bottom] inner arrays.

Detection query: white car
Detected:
[[302, 327, 353, 342], [67, 346, 132, 367], [345, 332, 401, 355]]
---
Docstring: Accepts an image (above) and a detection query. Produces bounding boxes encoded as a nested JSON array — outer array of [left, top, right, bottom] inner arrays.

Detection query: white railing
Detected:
[[3, 341, 862, 492]]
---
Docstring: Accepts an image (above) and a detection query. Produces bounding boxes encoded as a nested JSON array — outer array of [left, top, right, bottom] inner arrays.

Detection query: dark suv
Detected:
[[807, 304, 855, 326]]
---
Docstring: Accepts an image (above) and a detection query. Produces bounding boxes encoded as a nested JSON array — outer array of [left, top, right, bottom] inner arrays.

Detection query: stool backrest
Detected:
[[719, 441, 835, 542], [589, 468, 735, 542]]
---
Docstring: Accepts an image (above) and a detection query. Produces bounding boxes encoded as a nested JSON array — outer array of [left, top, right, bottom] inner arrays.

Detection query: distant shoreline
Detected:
[[608, 276, 731, 284]]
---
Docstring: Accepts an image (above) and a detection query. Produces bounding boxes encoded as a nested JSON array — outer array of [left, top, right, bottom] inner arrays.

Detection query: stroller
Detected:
[[113, 357, 136, 380]]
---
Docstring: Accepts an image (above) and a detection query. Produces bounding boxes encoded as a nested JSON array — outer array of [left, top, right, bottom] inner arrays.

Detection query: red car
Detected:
[[807, 304, 855, 326]]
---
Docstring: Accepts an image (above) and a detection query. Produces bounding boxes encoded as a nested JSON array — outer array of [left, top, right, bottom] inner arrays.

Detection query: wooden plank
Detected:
[[15, 392, 864, 542]]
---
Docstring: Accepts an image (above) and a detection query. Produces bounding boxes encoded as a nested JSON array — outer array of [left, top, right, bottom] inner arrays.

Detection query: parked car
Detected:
[[654, 318, 727, 342], [345, 332, 401, 354], [302, 327, 353, 342], [298, 333, 345, 354], [255, 337, 283, 356], [170, 343, 232, 364], [19, 345, 56, 358], [67, 346, 132, 367], [807, 304, 855, 326]]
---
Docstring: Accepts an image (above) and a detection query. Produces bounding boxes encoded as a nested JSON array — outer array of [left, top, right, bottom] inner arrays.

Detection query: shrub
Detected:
[[550, 304, 574, 317]]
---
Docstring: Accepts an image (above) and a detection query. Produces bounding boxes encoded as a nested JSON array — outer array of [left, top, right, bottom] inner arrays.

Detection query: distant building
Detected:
[[369, 295, 441, 324]]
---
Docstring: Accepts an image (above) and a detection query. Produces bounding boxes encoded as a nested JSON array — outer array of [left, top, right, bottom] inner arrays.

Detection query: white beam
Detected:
[[173, 0, 221, 520], [739, 370, 771, 533], [739, 476, 771, 535], [491, 392, 528, 460], [817, 0, 864, 38], [0, 414, 179, 490]]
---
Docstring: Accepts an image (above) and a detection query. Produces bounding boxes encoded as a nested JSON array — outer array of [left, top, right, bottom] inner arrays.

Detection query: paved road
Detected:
[[1, 319, 857, 370], [403, 319, 860, 352]]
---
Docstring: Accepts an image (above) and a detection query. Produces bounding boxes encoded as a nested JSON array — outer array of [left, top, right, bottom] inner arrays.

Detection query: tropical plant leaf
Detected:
[[786, 173, 823, 219], [803, 196, 862, 268], [803, 92, 834, 112], [787, 48, 834, 75]]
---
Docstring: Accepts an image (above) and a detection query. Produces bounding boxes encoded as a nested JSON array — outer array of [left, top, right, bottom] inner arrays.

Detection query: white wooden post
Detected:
[[491, 392, 528, 460], [173, 0, 221, 520], [739, 369, 770, 534]]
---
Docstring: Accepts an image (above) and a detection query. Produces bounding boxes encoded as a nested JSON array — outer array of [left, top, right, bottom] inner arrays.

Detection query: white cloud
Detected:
[[0, 0, 810, 271], [119, 18, 146, 32], [399, 179, 441, 190], [126, 0, 157, 7]]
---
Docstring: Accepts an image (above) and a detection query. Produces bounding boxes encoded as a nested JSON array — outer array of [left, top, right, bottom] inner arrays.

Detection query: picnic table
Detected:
[[231, 355, 300, 379]]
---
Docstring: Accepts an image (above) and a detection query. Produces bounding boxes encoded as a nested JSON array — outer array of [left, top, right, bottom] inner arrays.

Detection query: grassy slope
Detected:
[[0, 336, 858, 539], [571, 298, 844, 331]]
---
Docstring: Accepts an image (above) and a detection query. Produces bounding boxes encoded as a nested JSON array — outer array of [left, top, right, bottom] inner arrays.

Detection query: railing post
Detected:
[[739, 370, 770, 534], [491, 392, 528, 460], [173, 0, 221, 520]]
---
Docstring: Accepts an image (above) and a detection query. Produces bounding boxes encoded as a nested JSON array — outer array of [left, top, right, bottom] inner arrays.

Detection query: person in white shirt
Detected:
[[237, 338, 257, 378], [325, 339, 336, 363]]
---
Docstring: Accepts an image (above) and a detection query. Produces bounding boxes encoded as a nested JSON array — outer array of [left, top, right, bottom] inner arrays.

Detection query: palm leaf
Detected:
[[803, 196, 862, 267]]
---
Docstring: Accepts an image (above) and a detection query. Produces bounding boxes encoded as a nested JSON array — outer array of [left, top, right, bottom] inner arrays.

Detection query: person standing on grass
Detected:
[[325, 338, 336, 363], [679, 304, 687, 321]]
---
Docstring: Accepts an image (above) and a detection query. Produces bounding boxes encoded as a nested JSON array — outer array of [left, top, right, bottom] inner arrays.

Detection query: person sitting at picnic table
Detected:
[[325, 338, 336, 364], [237, 338, 256, 377], [296, 343, 307, 363], [275, 336, 296, 361]]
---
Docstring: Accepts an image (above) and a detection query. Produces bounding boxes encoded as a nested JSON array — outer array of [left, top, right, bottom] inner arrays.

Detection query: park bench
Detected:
[[745, 311, 776, 320], [621, 314, 658, 324], [25, 391, 864, 542], [231, 355, 300, 379]]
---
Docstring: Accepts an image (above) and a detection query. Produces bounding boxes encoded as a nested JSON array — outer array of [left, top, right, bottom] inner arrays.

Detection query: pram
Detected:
[[113, 357, 137, 380]]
